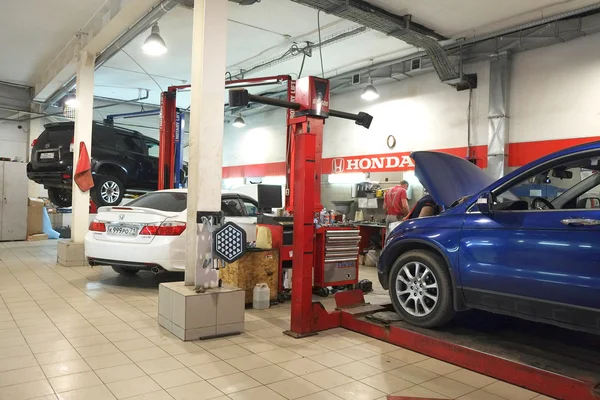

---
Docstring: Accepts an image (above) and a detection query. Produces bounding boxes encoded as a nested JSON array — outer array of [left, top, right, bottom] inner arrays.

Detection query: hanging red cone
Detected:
[[74, 141, 94, 192]]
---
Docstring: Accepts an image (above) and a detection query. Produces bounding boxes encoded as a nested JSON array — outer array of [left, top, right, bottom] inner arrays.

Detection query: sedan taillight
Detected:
[[89, 221, 106, 232], [140, 222, 186, 236]]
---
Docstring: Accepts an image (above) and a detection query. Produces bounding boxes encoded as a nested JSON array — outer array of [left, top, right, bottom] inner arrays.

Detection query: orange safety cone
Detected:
[[74, 142, 94, 192]]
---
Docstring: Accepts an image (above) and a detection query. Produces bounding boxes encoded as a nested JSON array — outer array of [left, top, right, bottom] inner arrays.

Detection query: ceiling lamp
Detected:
[[232, 114, 246, 128], [361, 78, 379, 101], [64, 92, 79, 108], [142, 23, 167, 56]]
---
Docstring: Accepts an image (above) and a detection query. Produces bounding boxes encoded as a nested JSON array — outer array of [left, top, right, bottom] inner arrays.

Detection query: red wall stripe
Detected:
[[221, 137, 600, 178]]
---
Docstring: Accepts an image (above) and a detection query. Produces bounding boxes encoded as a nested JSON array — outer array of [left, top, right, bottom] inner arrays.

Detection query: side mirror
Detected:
[[476, 192, 493, 214]]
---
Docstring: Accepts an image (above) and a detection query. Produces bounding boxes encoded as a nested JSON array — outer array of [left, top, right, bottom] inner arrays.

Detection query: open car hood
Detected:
[[411, 151, 495, 208]]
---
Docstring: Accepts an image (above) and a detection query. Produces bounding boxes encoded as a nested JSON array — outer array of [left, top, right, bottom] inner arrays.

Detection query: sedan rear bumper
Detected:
[[84, 231, 185, 272]]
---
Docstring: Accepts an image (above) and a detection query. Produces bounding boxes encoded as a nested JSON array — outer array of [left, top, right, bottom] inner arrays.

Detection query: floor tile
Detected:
[[75, 343, 120, 358], [137, 356, 185, 375], [84, 352, 131, 369], [361, 355, 406, 371], [482, 381, 540, 400], [303, 369, 355, 389], [113, 337, 155, 352], [296, 391, 342, 400], [125, 347, 170, 362], [386, 348, 430, 363], [159, 341, 204, 356], [360, 372, 413, 394], [240, 341, 281, 354], [334, 346, 378, 361], [422, 376, 477, 398], [59, 327, 101, 339], [48, 370, 103, 393], [167, 381, 224, 400], [123, 390, 175, 400], [333, 361, 382, 380], [268, 377, 322, 399], [258, 348, 303, 364], [208, 344, 253, 360], [188, 360, 238, 380], [327, 381, 386, 400], [391, 384, 449, 399], [0, 354, 39, 372], [150, 367, 202, 389], [0, 344, 32, 359], [95, 363, 146, 383], [67, 335, 110, 348], [57, 384, 117, 400], [208, 372, 261, 394], [103, 329, 144, 342], [0, 379, 55, 400], [245, 365, 295, 385], [279, 358, 327, 376], [447, 369, 498, 388], [0, 366, 46, 387], [107, 375, 162, 399], [30, 339, 74, 354], [35, 349, 82, 365], [41, 359, 91, 378], [229, 385, 286, 400], [458, 389, 507, 400], [174, 351, 220, 367], [311, 337, 354, 351], [307, 352, 353, 368], [287, 343, 328, 357], [414, 358, 462, 375], [194, 338, 234, 350], [227, 354, 273, 371], [388, 364, 439, 384]]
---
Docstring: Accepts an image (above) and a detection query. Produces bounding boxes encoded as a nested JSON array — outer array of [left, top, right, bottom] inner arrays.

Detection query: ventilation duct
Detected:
[[291, 0, 461, 82]]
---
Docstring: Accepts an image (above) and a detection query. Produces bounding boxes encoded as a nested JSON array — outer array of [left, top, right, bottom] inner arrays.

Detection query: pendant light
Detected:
[[142, 23, 167, 56]]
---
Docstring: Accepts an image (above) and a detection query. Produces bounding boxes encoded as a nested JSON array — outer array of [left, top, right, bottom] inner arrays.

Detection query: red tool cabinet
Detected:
[[314, 227, 361, 288]]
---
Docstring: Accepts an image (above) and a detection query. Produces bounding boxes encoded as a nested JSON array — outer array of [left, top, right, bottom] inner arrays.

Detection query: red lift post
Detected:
[[228, 76, 373, 337]]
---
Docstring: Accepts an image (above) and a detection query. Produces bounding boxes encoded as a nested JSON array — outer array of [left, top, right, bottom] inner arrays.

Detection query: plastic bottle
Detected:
[[253, 283, 270, 309], [323, 209, 330, 225]]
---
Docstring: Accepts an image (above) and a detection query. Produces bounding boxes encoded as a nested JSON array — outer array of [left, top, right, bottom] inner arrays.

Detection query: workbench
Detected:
[[354, 222, 386, 254]]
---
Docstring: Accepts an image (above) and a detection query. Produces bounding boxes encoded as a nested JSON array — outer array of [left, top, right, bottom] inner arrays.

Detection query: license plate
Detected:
[[39, 152, 55, 160], [107, 225, 138, 236]]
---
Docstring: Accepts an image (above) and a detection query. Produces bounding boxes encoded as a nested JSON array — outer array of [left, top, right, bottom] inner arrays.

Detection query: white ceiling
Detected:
[[1, 0, 599, 107], [0, 0, 106, 86]]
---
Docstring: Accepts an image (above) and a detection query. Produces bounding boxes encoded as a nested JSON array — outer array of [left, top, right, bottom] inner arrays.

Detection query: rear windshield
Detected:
[[126, 192, 187, 212], [38, 128, 74, 144]]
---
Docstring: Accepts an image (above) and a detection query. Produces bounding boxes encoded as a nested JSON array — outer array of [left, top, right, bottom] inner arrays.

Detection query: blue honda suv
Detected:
[[378, 142, 600, 334]]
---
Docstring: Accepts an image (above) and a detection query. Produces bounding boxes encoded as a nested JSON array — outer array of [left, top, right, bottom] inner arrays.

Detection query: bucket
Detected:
[[253, 283, 270, 309]]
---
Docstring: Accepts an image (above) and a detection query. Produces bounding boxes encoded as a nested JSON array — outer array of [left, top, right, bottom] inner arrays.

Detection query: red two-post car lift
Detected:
[[228, 76, 600, 400]]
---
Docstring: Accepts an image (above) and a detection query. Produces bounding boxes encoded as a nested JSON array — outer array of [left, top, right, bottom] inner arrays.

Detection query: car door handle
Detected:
[[561, 218, 600, 226]]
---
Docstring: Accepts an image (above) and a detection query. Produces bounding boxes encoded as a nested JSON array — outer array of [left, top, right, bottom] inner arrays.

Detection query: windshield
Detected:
[[126, 192, 187, 212]]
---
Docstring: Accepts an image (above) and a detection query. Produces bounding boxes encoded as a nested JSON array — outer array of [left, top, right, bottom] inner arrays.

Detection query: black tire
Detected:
[[111, 266, 139, 275], [389, 250, 455, 328], [277, 293, 286, 303], [92, 175, 125, 207], [48, 188, 72, 207]]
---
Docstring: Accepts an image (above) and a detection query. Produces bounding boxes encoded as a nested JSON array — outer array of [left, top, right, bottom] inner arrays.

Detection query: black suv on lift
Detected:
[[27, 121, 162, 207]]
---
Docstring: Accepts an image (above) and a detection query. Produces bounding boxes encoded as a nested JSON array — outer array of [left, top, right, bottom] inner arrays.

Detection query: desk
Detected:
[[354, 223, 386, 254]]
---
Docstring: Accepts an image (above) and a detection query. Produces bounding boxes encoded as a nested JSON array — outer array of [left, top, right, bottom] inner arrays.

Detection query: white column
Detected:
[[28, 118, 44, 198], [185, 0, 229, 287], [71, 50, 95, 243]]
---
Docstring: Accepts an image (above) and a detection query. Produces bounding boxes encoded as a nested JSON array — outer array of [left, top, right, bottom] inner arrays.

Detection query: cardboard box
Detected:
[[27, 198, 44, 235], [27, 233, 48, 241]]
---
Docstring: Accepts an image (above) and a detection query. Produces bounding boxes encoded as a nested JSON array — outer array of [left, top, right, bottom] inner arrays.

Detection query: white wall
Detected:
[[0, 121, 28, 161], [510, 32, 600, 143], [222, 30, 600, 168]]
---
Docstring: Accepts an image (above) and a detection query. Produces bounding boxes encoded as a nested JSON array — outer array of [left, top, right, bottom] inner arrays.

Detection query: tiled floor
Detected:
[[0, 240, 552, 400]]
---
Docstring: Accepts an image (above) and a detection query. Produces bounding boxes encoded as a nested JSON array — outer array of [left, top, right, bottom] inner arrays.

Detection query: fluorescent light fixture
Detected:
[[361, 81, 379, 101], [142, 23, 167, 56], [225, 79, 281, 89], [222, 177, 245, 190], [328, 172, 367, 184], [262, 175, 286, 185], [64, 94, 79, 108], [232, 115, 245, 128]]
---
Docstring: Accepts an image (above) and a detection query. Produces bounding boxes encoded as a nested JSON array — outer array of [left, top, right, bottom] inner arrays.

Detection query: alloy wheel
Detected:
[[101, 181, 120, 204], [395, 261, 439, 317]]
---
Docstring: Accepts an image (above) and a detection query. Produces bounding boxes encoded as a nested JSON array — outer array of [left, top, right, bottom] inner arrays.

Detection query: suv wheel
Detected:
[[92, 176, 125, 207], [389, 250, 455, 328], [48, 188, 72, 207], [112, 266, 139, 275]]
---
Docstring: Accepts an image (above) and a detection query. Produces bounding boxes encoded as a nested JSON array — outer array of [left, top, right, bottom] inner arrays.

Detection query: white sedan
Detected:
[[85, 189, 261, 275]]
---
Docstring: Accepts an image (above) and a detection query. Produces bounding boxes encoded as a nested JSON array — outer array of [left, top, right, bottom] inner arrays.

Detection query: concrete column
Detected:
[[71, 50, 95, 243], [28, 118, 44, 198], [184, 0, 229, 287]]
